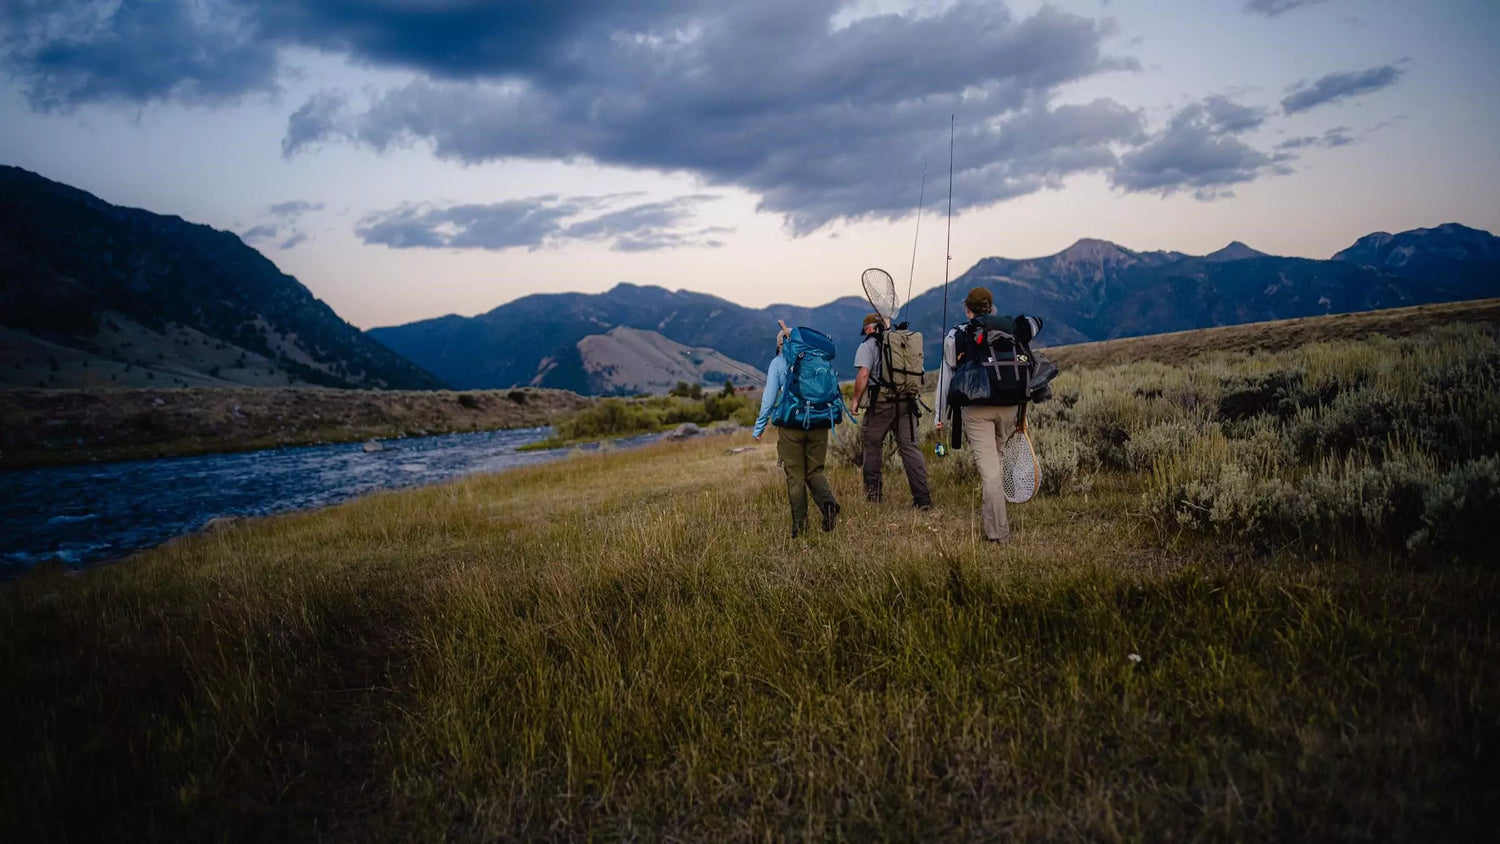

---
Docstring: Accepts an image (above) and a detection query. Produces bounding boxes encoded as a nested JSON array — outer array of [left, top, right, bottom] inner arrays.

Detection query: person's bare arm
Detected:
[[850, 367, 870, 412]]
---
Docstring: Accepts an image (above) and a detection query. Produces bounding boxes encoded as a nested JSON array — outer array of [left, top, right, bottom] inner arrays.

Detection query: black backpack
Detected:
[[950, 314, 1053, 407]]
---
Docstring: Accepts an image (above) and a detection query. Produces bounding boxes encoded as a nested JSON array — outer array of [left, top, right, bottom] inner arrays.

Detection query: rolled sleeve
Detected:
[[934, 328, 957, 422], [753, 355, 787, 438]]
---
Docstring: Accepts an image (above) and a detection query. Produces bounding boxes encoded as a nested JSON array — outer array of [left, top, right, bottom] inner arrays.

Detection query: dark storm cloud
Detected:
[[1243, 0, 1330, 16], [1281, 64, 1405, 114], [9, 2, 1333, 229], [281, 2, 1143, 231], [355, 195, 723, 252], [281, 91, 349, 156], [1111, 97, 1289, 200], [0, 0, 278, 109]]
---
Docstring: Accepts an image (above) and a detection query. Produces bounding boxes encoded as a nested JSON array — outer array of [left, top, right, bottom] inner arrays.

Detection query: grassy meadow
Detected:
[[3, 315, 1498, 841]]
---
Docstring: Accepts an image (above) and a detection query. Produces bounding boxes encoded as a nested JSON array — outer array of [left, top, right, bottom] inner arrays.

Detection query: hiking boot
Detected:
[[914, 500, 933, 511], [820, 501, 841, 532]]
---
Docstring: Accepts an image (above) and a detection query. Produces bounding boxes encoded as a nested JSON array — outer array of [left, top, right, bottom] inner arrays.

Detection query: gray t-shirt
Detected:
[[853, 336, 881, 379]]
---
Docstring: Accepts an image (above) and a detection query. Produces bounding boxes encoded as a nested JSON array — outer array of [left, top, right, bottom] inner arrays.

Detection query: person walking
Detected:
[[933, 287, 1040, 544], [849, 313, 932, 509], [754, 324, 842, 537]]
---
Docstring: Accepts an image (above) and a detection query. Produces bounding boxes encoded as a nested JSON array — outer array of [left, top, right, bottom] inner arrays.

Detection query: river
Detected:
[[1, 427, 657, 573]]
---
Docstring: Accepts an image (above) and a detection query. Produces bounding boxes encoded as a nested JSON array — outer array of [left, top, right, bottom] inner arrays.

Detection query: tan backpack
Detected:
[[878, 328, 925, 400]]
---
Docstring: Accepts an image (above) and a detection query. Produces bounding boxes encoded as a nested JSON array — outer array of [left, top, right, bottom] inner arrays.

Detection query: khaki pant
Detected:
[[776, 426, 838, 534], [960, 404, 1020, 542], [860, 400, 931, 506]]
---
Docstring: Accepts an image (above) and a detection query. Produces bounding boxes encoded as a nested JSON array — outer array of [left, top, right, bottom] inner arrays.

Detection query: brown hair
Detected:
[[963, 287, 993, 315]]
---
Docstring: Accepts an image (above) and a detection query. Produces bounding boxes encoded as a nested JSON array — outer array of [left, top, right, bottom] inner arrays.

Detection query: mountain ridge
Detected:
[[372, 224, 1500, 391]]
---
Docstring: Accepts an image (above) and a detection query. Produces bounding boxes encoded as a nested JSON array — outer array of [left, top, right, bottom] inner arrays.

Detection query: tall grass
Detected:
[[1029, 324, 1500, 561], [2, 324, 1497, 840]]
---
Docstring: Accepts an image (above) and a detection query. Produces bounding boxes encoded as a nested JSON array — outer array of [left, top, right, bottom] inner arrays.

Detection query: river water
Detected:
[[1, 427, 657, 573]]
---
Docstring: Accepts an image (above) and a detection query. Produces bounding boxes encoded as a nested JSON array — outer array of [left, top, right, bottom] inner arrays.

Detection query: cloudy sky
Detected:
[[3, 0, 1497, 329]]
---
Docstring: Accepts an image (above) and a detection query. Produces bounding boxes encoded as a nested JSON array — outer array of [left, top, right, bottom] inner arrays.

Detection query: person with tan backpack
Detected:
[[849, 312, 932, 509]]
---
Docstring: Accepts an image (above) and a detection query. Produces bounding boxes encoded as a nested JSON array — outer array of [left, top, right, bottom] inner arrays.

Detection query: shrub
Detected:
[[1071, 391, 1179, 469], [1123, 421, 1215, 472], [1407, 456, 1500, 563], [1033, 425, 1093, 495], [1145, 445, 1440, 554]]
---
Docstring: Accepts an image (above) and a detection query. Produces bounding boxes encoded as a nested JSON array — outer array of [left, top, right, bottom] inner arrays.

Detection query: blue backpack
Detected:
[[770, 327, 847, 429]]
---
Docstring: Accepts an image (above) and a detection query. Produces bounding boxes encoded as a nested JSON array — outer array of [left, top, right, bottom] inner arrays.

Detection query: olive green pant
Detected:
[[775, 426, 838, 533]]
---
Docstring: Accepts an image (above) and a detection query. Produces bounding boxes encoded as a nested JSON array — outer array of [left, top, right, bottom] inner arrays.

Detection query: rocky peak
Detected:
[[1055, 238, 1133, 264], [1204, 241, 1268, 262]]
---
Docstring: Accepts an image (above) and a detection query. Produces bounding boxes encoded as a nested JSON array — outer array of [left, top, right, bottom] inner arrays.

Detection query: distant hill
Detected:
[[368, 283, 874, 392], [1046, 297, 1500, 370], [0, 166, 444, 390], [372, 226, 1499, 393], [573, 327, 762, 395]]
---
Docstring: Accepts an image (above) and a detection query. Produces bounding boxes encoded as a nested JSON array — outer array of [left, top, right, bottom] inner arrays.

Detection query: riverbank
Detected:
[[3, 431, 1495, 840], [0, 386, 592, 469]]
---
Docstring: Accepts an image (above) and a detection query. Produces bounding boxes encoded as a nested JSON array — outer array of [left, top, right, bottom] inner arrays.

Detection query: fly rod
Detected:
[[941, 114, 954, 331], [901, 157, 927, 324]]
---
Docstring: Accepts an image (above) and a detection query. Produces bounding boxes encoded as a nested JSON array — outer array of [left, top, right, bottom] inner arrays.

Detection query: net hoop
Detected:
[[1002, 428, 1041, 503], [861, 267, 899, 322]]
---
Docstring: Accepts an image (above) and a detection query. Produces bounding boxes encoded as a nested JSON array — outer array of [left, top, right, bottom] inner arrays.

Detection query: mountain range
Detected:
[[372, 224, 1500, 388], [3, 164, 1497, 395]]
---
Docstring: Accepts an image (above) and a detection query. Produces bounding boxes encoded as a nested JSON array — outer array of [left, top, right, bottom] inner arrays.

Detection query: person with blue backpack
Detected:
[[753, 321, 848, 537]]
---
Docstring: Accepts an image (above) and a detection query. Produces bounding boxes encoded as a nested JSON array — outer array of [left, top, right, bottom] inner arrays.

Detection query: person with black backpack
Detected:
[[933, 287, 1045, 544], [753, 322, 845, 538], [849, 313, 932, 509]]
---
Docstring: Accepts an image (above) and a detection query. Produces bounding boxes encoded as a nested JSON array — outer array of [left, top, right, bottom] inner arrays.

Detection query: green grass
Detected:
[[5, 321, 1499, 840], [520, 393, 755, 450]]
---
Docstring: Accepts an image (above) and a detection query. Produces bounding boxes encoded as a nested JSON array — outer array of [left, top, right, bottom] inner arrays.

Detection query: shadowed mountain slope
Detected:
[[0, 166, 444, 390]]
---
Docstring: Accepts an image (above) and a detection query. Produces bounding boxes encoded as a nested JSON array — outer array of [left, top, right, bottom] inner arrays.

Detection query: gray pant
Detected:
[[960, 404, 1020, 541], [861, 400, 931, 506]]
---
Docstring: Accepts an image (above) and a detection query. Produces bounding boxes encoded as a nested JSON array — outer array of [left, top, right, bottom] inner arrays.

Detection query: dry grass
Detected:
[[3, 429, 1496, 841]]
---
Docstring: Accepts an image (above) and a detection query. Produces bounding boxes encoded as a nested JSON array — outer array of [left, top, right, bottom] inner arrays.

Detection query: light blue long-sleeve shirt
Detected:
[[753, 353, 788, 438]]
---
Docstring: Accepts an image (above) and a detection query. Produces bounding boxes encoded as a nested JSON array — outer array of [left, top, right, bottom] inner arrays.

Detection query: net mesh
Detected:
[[861, 267, 899, 321], [1002, 430, 1040, 503]]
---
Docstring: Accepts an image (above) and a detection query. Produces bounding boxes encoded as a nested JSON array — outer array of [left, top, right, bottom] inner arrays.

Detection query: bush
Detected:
[[550, 392, 752, 442], [1033, 425, 1094, 495], [1071, 391, 1179, 469], [1145, 446, 1440, 554], [1123, 421, 1214, 472], [1407, 456, 1500, 562]]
